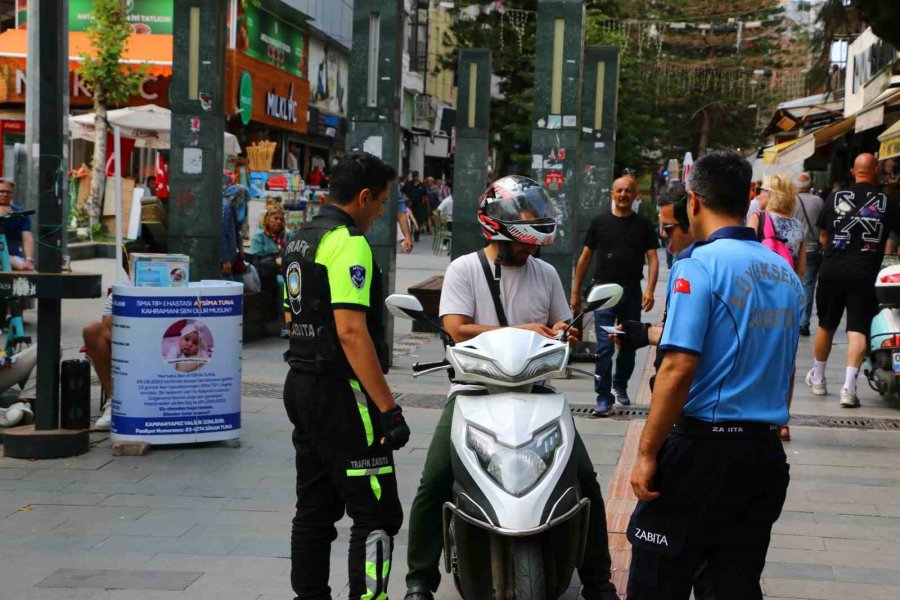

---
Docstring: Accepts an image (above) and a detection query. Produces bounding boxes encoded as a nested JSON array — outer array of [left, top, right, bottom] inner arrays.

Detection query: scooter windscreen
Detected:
[[447, 328, 569, 386]]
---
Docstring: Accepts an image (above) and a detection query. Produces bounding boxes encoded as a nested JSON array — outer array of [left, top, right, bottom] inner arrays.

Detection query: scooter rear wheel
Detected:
[[511, 537, 546, 600]]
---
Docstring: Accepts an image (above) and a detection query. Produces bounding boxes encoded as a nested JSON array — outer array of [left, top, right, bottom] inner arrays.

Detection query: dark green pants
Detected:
[[405, 397, 613, 592]]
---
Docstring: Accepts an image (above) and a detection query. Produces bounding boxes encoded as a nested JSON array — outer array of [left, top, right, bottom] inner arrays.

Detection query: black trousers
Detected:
[[626, 432, 789, 600], [284, 370, 403, 600]]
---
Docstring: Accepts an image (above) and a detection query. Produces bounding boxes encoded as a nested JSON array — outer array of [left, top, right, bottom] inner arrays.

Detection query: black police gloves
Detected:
[[380, 405, 410, 450], [618, 321, 651, 353]]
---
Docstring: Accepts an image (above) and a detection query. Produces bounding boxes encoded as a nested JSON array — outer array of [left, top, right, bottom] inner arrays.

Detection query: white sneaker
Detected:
[[805, 370, 827, 396], [93, 403, 112, 431], [8, 402, 32, 424], [0, 406, 22, 427], [839, 389, 860, 408]]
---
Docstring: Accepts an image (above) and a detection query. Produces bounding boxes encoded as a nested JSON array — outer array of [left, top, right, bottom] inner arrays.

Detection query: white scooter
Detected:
[[865, 263, 900, 399], [386, 284, 623, 600]]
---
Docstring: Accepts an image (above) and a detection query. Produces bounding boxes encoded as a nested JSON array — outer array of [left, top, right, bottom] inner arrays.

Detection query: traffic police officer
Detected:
[[282, 151, 410, 600], [627, 150, 801, 599]]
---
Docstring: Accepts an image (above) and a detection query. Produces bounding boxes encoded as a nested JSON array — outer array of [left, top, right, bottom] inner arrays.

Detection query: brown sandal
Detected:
[[778, 425, 790, 442]]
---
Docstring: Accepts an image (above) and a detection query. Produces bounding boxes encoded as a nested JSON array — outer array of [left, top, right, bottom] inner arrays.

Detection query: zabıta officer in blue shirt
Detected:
[[626, 150, 803, 599]]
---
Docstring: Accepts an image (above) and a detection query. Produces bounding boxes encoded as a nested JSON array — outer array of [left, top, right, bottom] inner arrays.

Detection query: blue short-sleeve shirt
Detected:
[[660, 226, 804, 424], [2, 203, 32, 258]]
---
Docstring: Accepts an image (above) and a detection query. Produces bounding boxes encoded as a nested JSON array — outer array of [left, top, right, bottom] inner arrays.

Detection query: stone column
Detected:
[[451, 49, 491, 260], [345, 0, 403, 361], [530, 0, 585, 293], [167, 0, 228, 281], [576, 45, 620, 261]]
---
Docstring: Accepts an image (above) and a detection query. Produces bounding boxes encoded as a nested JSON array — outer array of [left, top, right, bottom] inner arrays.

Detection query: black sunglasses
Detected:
[[661, 223, 679, 233]]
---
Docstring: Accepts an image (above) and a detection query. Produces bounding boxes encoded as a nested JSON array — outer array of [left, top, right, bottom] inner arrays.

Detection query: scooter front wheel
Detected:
[[511, 537, 547, 600]]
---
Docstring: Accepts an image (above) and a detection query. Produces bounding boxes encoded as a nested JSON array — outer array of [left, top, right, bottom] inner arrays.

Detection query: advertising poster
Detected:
[[18, 0, 174, 34], [308, 37, 347, 116], [237, 3, 307, 79], [110, 281, 243, 445]]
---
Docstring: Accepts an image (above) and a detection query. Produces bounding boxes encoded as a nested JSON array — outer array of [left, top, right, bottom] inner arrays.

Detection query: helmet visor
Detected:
[[485, 177, 557, 222]]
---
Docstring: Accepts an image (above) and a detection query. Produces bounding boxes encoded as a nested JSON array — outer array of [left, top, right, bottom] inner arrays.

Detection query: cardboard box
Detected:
[[130, 253, 190, 287]]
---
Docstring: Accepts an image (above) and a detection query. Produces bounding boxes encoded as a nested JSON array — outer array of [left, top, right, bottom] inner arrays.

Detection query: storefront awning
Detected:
[[878, 119, 900, 161], [763, 116, 857, 167], [0, 29, 172, 75]]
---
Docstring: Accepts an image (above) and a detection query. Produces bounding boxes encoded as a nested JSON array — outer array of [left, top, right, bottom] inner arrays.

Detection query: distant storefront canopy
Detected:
[[878, 119, 900, 161], [0, 29, 172, 75], [763, 116, 857, 167]]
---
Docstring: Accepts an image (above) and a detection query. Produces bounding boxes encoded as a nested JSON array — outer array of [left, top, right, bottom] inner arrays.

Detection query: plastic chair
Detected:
[[432, 213, 451, 255]]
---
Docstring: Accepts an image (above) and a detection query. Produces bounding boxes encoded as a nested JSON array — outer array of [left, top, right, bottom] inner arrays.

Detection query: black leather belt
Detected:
[[673, 417, 779, 439]]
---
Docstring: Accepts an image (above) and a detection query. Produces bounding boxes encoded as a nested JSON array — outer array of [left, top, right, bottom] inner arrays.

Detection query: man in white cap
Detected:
[[791, 172, 824, 337]]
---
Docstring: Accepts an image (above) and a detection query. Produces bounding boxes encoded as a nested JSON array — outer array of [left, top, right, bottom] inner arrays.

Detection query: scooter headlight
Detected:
[[454, 348, 567, 383], [465, 423, 563, 497]]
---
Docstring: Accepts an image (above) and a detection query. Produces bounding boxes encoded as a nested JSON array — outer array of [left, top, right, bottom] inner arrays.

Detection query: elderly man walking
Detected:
[[791, 172, 824, 336]]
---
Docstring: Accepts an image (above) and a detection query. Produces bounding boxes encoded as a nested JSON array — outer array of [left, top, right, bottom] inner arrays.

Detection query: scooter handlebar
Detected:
[[412, 359, 451, 373]]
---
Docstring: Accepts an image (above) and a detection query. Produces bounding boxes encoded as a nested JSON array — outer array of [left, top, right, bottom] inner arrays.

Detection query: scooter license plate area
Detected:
[[893, 351, 900, 373]]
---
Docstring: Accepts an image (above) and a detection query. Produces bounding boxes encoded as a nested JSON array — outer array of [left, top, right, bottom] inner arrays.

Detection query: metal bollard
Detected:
[[60, 359, 91, 430]]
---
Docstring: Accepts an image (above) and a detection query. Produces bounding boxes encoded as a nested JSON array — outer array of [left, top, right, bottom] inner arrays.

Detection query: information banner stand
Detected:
[[111, 281, 243, 445]]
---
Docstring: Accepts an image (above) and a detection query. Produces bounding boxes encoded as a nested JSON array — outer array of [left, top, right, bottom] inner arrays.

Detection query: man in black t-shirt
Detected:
[[571, 176, 659, 414], [807, 153, 900, 408]]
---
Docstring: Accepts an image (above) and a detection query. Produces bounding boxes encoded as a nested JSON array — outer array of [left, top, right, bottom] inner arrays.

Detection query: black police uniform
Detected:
[[282, 204, 402, 600], [626, 227, 801, 599]]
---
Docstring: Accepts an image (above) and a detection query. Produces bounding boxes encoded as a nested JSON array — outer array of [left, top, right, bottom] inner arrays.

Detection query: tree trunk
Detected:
[[87, 100, 108, 236], [698, 109, 710, 156]]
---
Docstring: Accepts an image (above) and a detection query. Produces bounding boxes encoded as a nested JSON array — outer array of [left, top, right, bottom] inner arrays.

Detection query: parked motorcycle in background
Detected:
[[386, 284, 623, 600], [866, 264, 900, 400]]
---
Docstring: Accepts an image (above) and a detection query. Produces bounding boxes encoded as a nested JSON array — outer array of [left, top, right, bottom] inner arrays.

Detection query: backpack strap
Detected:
[[476, 248, 508, 327], [755, 210, 767, 241]]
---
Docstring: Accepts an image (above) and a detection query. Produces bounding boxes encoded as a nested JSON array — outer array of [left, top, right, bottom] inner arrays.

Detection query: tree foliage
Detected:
[[78, 0, 144, 229], [79, 0, 143, 107], [442, 1, 803, 176]]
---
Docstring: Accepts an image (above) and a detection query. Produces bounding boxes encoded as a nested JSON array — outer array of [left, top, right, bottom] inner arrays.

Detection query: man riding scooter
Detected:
[[404, 175, 618, 600]]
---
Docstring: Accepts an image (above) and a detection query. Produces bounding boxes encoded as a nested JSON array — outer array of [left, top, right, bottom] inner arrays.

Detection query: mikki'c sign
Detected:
[[0, 60, 171, 108]]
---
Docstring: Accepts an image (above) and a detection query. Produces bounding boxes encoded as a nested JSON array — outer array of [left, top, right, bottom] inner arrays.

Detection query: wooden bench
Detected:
[[407, 275, 443, 333]]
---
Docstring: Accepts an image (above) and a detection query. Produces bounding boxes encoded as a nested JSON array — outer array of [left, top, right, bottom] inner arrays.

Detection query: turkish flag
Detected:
[[155, 153, 170, 199], [104, 134, 136, 177], [674, 278, 691, 294]]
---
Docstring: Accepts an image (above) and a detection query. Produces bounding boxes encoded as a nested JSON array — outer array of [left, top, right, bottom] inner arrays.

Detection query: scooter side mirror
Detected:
[[584, 284, 624, 312], [385, 294, 427, 321]]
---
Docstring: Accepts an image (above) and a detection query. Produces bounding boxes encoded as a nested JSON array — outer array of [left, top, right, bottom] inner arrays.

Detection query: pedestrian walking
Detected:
[[627, 150, 802, 599], [281, 152, 410, 600], [749, 173, 806, 442], [807, 153, 900, 408], [791, 172, 824, 337], [403, 171, 428, 240], [571, 176, 659, 414]]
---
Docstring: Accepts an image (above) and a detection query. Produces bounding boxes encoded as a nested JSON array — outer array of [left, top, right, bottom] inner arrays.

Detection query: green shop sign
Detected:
[[17, 0, 174, 35], [239, 71, 253, 126], [238, 4, 307, 79]]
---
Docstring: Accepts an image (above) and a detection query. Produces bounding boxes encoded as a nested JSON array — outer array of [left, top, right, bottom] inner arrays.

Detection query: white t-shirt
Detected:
[[440, 251, 571, 394], [437, 195, 453, 221], [440, 251, 572, 327]]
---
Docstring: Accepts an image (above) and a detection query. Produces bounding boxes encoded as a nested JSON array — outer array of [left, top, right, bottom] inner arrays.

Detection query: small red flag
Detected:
[[674, 278, 691, 294]]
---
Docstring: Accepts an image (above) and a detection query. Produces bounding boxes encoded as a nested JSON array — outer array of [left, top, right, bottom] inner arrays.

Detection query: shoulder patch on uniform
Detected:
[[286, 262, 302, 314], [674, 278, 691, 294], [349, 265, 367, 290]]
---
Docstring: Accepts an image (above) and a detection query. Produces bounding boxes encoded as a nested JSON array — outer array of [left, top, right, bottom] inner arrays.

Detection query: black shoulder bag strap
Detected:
[[476, 248, 508, 327], [797, 195, 813, 231]]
